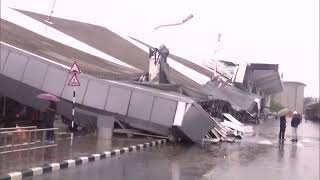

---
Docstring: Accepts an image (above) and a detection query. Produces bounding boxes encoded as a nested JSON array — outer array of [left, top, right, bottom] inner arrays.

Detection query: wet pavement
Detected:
[[0, 134, 155, 175], [25, 118, 319, 180]]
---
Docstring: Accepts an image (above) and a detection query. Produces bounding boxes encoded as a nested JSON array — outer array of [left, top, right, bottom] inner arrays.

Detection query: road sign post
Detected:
[[68, 62, 81, 143]]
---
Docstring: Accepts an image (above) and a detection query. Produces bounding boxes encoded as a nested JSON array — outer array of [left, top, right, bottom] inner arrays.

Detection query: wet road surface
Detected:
[[0, 135, 154, 175], [27, 119, 319, 180]]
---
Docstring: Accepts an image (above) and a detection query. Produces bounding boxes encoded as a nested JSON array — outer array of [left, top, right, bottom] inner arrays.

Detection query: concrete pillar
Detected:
[[97, 115, 115, 140]]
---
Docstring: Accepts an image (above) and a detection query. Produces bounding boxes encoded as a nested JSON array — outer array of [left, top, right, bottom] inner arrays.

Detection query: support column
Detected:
[[97, 115, 115, 140]]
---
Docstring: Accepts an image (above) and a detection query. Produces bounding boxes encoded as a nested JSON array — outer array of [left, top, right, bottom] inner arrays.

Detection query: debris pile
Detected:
[[199, 99, 247, 143]]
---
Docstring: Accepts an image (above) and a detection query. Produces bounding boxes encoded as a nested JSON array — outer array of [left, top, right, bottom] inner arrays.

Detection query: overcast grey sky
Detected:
[[3, 0, 319, 97]]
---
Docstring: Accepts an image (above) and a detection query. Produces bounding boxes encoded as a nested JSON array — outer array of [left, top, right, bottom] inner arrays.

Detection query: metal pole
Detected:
[[71, 88, 76, 144], [72, 89, 75, 129], [46, 0, 57, 23], [154, 14, 193, 30]]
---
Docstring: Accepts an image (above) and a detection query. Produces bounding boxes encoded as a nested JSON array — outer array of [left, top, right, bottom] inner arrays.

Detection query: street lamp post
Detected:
[[146, 14, 194, 84], [154, 14, 194, 30], [45, 0, 57, 24]]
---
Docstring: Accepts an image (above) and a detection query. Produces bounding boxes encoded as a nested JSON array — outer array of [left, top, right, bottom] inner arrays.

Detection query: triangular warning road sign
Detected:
[[68, 74, 80, 86], [69, 62, 81, 74]]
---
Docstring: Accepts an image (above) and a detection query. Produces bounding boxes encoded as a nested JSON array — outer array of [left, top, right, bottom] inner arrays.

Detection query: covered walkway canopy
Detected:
[[249, 63, 283, 95]]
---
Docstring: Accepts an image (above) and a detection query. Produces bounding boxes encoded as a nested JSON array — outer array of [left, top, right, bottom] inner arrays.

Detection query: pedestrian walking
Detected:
[[291, 111, 301, 142], [279, 115, 287, 142]]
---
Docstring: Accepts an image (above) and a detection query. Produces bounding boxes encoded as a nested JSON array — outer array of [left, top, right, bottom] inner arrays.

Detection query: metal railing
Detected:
[[0, 128, 58, 154], [0, 126, 37, 132]]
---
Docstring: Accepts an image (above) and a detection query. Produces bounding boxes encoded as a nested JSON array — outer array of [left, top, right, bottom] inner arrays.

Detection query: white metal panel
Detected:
[[105, 86, 131, 115], [234, 63, 247, 83], [22, 58, 48, 88], [167, 58, 210, 85], [0, 48, 9, 73], [150, 98, 177, 126], [222, 113, 244, 126], [4, 52, 28, 81], [221, 120, 245, 132], [42, 66, 68, 96], [83, 80, 109, 109], [62, 74, 89, 103], [127, 91, 154, 121], [173, 102, 186, 126]]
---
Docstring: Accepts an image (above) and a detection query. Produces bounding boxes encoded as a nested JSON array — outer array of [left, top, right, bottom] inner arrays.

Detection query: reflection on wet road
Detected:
[[25, 120, 320, 180], [28, 140, 319, 180]]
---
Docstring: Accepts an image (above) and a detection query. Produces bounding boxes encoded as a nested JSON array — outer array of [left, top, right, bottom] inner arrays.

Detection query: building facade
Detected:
[[272, 81, 306, 113]]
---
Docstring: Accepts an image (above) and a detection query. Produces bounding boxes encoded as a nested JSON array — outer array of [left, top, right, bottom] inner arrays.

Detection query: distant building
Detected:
[[272, 81, 306, 113], [304, 97, 317, 108]]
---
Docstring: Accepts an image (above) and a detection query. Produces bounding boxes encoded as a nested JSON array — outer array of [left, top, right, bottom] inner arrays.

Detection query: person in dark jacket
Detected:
[[279, 115, 286, 142], [291, 111, 301, 142], [43, 101, 56, 144]]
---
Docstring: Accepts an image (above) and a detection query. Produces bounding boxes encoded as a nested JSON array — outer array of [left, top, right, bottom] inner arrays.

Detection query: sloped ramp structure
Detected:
[[0, 42, 217, 142]]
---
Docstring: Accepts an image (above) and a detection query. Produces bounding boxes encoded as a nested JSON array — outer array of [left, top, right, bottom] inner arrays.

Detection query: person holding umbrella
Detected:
[[278, 108, 289, 142], [44, 101, 57, 144], [37, 93, 59, 144], [279, 115, 287, 142]]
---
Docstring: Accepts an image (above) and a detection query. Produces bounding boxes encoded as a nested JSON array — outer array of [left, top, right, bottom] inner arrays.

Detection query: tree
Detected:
[[270, 100, 284, 112]]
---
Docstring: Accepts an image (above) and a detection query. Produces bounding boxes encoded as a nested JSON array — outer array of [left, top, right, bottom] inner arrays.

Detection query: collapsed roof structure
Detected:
[[0, 8, 283, 142]]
